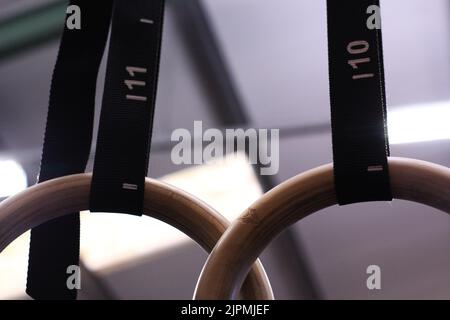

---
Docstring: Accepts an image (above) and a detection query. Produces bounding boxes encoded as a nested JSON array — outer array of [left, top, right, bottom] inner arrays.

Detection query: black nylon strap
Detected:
[[26, 1, 114, 300], [90, 0, 165, 214], [326, 0, 392, 205]]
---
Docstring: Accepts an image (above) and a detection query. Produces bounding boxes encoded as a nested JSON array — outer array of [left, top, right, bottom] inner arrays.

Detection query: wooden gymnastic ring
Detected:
[[0, 173, 273, 300], [194, 157, 450, 299]]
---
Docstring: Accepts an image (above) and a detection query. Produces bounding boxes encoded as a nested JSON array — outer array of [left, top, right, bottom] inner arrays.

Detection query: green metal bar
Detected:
[[0, 0, 67, 61]]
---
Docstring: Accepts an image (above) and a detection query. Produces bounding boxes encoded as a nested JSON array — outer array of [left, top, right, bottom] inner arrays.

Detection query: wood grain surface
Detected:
[[194, 157, 450, 299], [0, 173, 273, 300]]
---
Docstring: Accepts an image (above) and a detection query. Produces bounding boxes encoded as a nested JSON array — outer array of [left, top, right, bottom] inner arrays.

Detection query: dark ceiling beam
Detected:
[[0, 0, 66, 61], [172, 0, 323, 299]]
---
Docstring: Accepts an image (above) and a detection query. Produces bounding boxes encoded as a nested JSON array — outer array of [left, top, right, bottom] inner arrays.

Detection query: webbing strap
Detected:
[[326, 0, 392, 205], [27, 1, 113, 300], [90, 0, 165, 215]]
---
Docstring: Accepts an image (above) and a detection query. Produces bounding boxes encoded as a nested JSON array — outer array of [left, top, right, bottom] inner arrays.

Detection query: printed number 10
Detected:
[[347, 40, 374, 80]]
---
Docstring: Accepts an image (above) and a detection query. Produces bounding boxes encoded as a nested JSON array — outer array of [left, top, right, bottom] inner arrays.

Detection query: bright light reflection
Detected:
[[0, 159, 27, 198], [388, 101, 450, 144]]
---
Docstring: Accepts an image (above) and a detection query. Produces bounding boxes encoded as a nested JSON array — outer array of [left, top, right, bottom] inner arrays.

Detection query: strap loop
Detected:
[[27, 0, 114, 300], [326, 0, 392, 205], [90, 0, 165, 215], [27, 0, 165, 299]]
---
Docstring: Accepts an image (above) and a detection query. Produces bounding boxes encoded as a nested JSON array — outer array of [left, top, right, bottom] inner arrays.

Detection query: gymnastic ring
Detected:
[[194, 157, 450, 299], [0, 173, 274, 300]]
